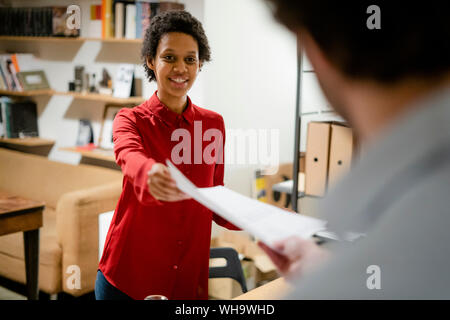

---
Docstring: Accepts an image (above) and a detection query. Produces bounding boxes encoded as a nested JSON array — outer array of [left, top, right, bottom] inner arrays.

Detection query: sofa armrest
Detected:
[[55, 181, 122, 296]]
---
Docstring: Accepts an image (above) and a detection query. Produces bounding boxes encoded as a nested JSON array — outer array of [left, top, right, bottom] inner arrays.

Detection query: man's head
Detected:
[[266, 1, 450, 140], [267, 2, 450, 83]]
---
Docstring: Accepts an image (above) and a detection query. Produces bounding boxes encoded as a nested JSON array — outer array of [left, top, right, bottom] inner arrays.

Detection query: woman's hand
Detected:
[[147, 163, 191, 202], [258, 236, 330, 280]]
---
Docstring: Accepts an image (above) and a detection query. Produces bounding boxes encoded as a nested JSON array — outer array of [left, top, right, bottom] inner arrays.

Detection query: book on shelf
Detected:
[[114, 2, 125, 38], [0, 6, 80, 37], [102, 0, 114, 38], [0, 97, 39, 139], [104, 1, 185, 40], [0, 54, 24, 92], [0, 54, 43, 92], [89, 3, 103, 38], [125, 3, 137, 39]]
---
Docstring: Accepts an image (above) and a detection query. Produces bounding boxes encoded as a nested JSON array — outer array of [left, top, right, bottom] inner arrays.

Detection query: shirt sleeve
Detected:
[[211, 116, 240, 230], [113, 108, 163, 207]]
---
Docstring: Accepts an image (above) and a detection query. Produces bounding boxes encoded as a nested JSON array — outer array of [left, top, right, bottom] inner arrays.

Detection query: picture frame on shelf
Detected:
[[113, 64, 134, 99], [99, 105, 123, 150], [17, 71, 50, 91]]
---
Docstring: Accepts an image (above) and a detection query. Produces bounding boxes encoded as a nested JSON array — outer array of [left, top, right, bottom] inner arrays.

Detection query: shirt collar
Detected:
[[147, 91, 195, 126]]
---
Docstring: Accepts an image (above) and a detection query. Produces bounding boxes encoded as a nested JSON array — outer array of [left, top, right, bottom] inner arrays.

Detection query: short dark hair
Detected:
[[141, 10, 211, 82], [266, 1, 450, 83]]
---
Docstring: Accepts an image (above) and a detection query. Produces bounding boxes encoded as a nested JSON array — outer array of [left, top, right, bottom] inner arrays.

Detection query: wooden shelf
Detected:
[[84, 37, 143, 44], [0, 90, 144, 104], [0, 89, 54, 97], [60, 147, 115, 162], [0, 137, 55, 147], [0, 36, 142, 44], [56, 92, 144, 104]]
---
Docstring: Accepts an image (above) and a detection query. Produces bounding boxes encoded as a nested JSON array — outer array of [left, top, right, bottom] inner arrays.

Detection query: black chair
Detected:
[[209, 247, 248, 293]]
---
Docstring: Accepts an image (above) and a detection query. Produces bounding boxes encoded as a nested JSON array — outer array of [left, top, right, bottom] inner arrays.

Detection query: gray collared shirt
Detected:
[[287, 86, 450, 299]]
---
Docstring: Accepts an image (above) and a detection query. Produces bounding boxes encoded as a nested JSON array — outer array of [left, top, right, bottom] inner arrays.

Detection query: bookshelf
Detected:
[[0, 89, 54, 97], [56, 92, 145, 104], [0, 137, 55, 157], [0, 137, 54, 147], [59, 147, 120, 170]]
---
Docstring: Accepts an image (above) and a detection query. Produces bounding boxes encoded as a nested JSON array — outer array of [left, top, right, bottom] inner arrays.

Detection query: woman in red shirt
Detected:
[[96, 11, 237, 300]]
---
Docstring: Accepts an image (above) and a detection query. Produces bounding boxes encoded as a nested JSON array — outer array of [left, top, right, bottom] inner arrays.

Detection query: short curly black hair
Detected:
[[266, 1, 450, 83], [141, 10, 211, 82]]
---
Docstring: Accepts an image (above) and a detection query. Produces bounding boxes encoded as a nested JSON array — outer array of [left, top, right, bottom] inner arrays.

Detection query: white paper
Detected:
[[167, 160, 327, 248]]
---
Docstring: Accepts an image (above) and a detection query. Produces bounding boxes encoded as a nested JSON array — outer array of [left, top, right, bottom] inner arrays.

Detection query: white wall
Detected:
[[202, 0, 297, 197]]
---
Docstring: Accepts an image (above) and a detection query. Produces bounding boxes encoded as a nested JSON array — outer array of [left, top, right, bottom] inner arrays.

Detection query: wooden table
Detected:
[[0, 192, 44, 300], [234, 277, 293, 300]]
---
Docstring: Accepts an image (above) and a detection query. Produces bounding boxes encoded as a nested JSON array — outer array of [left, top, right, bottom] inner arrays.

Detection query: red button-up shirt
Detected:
[[98, 92, 237, 300]]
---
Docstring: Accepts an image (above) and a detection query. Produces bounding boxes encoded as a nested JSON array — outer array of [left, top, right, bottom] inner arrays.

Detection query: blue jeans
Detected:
[[95, 270, 133, 300]]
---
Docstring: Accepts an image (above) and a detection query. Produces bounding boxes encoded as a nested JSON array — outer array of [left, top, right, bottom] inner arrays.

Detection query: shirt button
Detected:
[[173, 265, 178, 270], [177, 240, 183, 245]]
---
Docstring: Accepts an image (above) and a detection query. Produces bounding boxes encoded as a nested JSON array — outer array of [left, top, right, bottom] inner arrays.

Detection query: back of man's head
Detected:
[[266, 1, 450, 84]]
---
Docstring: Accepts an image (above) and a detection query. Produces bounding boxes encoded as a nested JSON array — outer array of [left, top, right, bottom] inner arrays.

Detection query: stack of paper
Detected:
[[167, 161, 327, 249]]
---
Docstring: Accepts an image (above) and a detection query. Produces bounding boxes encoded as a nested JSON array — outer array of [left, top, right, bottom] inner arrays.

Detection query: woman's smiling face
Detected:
[[147, 32, 201, 100]]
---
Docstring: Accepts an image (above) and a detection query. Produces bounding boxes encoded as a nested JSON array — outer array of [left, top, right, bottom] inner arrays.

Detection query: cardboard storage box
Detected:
[[305, 122, 355, 196], [328, 123, 355, 185], [208, 231, 279, 299], [261, 153, 305, 210]]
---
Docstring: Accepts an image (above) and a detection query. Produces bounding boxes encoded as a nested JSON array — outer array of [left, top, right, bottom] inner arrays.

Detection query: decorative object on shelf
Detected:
[[76, 119, 94, 146], [253, 169, 267, 203], [82, 73, 90, 93], [52, 7, 80, 37], [99, 68, 112, 95], [90, 74, 99, 93], [0, 97, 39, 138], [131, 77, 142, 97], [113, 64, 134, 99], [74, 65, 84, 92], [16, 71, 50, 91], [99, 104, 123, 150]]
